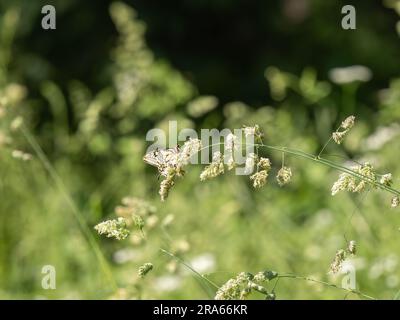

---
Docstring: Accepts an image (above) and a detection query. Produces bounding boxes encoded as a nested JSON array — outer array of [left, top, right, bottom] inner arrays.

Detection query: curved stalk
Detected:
[[198, 142, 400, 197], [278, 274, 376, 300]]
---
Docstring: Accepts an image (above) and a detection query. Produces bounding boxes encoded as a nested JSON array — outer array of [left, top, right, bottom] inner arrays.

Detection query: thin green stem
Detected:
[[317, 122, 342, 158], [278, 274, 376, 300], [199, 142, 400, 197], [160, 248, 220, 291], [318, 136, 333, 158], [20, 126, 118, 291], [160, 140, 392, 300], [161, 248, 377, 300]]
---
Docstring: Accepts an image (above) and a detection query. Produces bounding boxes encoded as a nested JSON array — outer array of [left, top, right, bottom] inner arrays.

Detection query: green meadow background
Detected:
[[0, 0, 400, 299]]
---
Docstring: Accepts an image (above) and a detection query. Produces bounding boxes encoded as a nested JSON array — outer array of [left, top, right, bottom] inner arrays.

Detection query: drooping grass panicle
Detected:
[[138, 262, 153, 278], [250, 170, 268, 189], [380, 173, 393, 187], [276, 166, 292, 186], [143, 138, 202, 201], [392, 196, 399, 208], [329, 249, 346, 274], [143, 119, 400, 208], [348, 240, 357, 255], [214, 270, 278, 300], [331, 162, 383, 195], [95, 217, 130, 240], [159, 168, 176, 201], [329, 240, 357, 274], [177, 138, 202, 167], [200, 151, 225, 181], [250, 157, 272, 189], [341, 115, 355, 130], [332, 115, 355, 145], [243, 124, 264, 143]]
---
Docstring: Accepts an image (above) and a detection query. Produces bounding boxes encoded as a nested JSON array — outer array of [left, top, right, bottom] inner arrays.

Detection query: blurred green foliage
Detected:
[[0, 0, 400, 299]]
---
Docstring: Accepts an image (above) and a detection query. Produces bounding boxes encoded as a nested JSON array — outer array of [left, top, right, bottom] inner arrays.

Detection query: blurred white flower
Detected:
[[362, 124, 400, 151], [383, 254, 398, 272], [340, 259, 355, 274], [12, 149, 32, 161], [162, 214, 175, 227], [386, 275, 399, 288], [329, 65, 372, 84], [113, 248, 139, 264], [368, 261, 384, 279], [4, 83, 27, 104], [186, 96, 218, 118], [304, 245, 322, 260], [368, 255, 398, 280], [10, 116, 23, 131], [311, 209, 333, 228], [153, 275, 182, 292], [188, 253, 216, 274], [352, 257, 367, 270]]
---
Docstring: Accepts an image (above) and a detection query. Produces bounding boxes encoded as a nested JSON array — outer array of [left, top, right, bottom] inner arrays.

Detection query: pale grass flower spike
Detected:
[[142, 119, 398, 209], [329, 240, 357, 274], [332, 115, 355, 144], [214, 271, 278, 300], [138, 262, 153, 278], [392, 196, 399, 208], [276, 166, 292, 186], [200, 151, 225, 181], [94, 217, 130, 240]]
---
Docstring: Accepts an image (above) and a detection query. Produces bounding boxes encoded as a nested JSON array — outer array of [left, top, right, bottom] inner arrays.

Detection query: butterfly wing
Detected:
[[143, 149, 162, 168], [143, 146, 181, 177], [160, 146, 179, 166]]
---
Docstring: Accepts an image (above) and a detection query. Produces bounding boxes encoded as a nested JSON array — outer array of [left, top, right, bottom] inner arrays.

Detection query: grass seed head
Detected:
[[276, 166, 292, 186], [250, 170, 268, 188], [258, 157, 272, 171], [329, 249, 346, 274], [243, 124, 264, 143], [341, 115, 355, 130], [332, 131, 348, 144], [380, 173, 393, 187], [94, 217, 129, 240], [200, 151, 225, 181], [159, 171, 176, 201], [331, 162, 378, 196], [348, 240, 357, 255], [178, 138, 202, 167], [332, 115, 356, 144], [138, 262, 153, 278], [391, 196, 399, 208]]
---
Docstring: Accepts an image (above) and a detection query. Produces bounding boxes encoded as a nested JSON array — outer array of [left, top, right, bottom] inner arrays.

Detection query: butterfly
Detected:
[[143, 145, 182, 178]]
